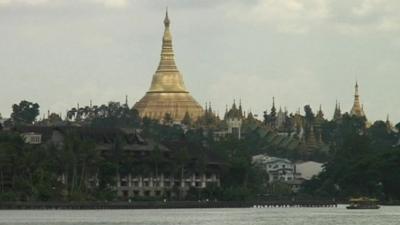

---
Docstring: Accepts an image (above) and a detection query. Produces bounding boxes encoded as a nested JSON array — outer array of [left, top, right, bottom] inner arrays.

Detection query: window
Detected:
[[120, 179, 128, 187]]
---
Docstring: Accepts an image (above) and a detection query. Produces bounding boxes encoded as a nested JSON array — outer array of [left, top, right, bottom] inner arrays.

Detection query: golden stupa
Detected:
[[134, 10, 203, 122], [350, 82, 366, 118]]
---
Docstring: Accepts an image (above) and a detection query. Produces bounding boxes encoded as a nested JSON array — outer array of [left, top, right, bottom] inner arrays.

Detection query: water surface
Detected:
[[1, 205, 399, 225]]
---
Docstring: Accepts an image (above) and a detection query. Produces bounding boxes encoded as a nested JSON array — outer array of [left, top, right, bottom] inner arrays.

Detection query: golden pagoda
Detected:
[[350, 81, 366, 118], [134, 10, 203, 122]]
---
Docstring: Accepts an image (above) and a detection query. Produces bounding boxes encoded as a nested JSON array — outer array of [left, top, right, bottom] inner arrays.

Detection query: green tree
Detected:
[[172, 146, 189, 199], [11, 100, 40, 125]]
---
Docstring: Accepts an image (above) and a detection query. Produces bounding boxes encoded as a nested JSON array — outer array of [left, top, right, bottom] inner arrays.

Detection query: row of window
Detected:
[[120, 180, 207, 188]]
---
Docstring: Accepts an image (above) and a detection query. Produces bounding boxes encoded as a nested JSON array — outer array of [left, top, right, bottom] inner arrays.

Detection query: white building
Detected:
[[226, 117, 242, 139], [252, 155, 295, 183], [253, 154, 324, 192], [21, 132, 42, 144], [295, 161, 323, 180]]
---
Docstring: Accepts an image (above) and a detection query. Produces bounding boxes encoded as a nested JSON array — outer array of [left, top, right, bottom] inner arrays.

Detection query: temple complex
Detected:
[[134, 11, 203, 122]]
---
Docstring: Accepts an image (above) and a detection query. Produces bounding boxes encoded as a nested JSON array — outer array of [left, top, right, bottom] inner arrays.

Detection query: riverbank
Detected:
[[0, 200, 338, 209]]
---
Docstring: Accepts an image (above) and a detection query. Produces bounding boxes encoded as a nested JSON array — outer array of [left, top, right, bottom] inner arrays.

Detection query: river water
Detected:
[[0, 205, 399, 225]]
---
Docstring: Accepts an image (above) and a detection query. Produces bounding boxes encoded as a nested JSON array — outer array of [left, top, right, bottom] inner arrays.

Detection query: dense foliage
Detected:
[[0, 101, 399, 202], [301, 116, 400, 201]]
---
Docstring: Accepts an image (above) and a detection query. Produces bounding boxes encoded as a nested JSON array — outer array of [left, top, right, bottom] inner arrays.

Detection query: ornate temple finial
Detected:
[[350, 80, 365, 117], [355, 80, 359, 96], [152, 7, 181, 75], [164, 7, 170, 28]]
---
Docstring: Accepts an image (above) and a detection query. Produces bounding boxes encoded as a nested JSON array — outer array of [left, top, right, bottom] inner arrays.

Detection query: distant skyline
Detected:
[[0, 0, 399, 123]]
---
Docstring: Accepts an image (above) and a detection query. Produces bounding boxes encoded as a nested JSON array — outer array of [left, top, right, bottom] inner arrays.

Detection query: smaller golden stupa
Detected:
[[134, 10, 203, 122], [350, 82, 366, 118]]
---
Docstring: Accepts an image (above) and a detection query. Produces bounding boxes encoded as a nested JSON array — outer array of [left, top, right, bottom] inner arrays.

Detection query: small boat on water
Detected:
[[346, 197, 380, 209]]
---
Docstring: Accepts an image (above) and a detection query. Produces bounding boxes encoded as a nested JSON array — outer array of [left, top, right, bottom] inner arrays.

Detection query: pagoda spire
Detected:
[[272, 97, 276, 110], [317, 104, 324, 118], [333, 100, 341, 120], [350, 81, 365, 117], [148, 9, 187, 93], [133, 10, 204, 122], [157, 8, 177, 72], [270, 97, 276, 116], [239, 99, 243, 116]]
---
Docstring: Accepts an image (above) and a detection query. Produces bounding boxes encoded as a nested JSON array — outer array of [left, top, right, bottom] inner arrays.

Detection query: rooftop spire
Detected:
[[350, 81, 365, 117], [333, 100, 341, 120], [355, 81, 359, 96], [164, 7, 170, 28], [272, 96, 275, 108], [147, 9, 187, 93]]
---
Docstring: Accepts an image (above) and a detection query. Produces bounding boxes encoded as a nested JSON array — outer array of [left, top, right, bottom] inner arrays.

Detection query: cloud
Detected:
[[225, 0, 400, 34], [89, 0, 129, 8], [225, 0, 329, 34], [0, 0, 129, 8], [0, 0, 51, 5]]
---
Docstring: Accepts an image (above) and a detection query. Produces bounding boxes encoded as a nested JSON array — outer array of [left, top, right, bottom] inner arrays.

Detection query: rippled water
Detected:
[[0, 205, 399, 225]]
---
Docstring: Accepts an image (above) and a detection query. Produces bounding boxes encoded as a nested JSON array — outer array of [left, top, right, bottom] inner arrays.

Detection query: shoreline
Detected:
[[0, 200, 338, 210]]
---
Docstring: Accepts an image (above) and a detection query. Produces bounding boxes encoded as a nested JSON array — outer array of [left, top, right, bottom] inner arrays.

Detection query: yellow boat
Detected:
[[346, 197, 380, 209]]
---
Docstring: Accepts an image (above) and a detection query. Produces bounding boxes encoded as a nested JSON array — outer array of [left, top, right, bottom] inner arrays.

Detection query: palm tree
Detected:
[[173, 146, 189, 199], [150, 144, 163, 185]]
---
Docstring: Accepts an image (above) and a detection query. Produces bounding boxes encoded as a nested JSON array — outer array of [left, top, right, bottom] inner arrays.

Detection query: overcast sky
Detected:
[[0, 0, 399, 123]]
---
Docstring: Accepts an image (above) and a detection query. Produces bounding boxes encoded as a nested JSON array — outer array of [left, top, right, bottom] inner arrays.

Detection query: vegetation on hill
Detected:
[[0, 100, 399, 202]]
